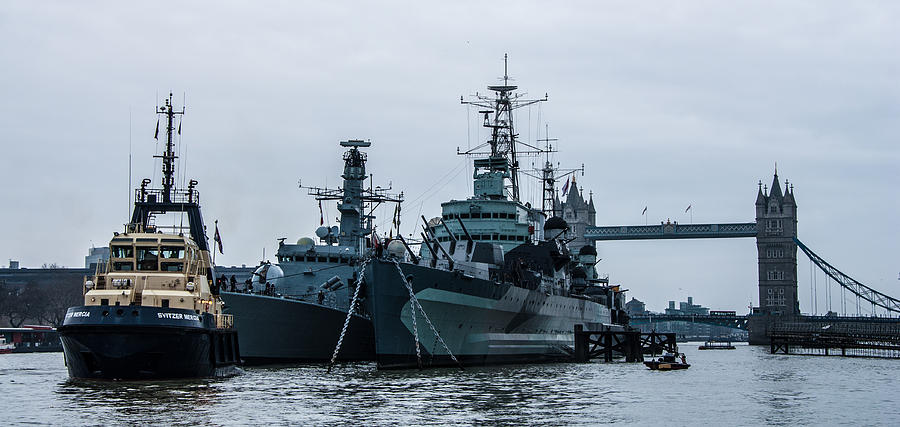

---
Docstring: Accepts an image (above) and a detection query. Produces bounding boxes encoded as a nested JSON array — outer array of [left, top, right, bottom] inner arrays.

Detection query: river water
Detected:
[[1, 344, 897, 426]]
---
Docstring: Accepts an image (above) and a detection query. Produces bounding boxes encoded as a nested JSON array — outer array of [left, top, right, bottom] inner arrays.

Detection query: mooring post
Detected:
[[574, 324, 586, 362], [604, 327, 614, 362]]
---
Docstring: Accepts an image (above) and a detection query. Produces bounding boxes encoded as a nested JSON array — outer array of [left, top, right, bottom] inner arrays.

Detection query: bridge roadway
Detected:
[[630, 313, 900, 333], [584, 222, 757, 241], [630, 314, 750, 330]]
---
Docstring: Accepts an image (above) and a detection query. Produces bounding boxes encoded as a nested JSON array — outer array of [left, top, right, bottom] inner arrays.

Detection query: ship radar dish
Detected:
[[315, 227, 330, 238], [340, 139, 371, 147]]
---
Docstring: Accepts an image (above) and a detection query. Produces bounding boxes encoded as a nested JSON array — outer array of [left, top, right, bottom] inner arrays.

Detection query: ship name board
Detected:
[[66, 311, 90, 318], [158, 312, 201, 321]]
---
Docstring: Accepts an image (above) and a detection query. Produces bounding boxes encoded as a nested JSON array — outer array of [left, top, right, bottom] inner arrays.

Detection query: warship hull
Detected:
[[363, 259, 614, 369], [222, 292, 374, 364], [58, 306, 240, 380]]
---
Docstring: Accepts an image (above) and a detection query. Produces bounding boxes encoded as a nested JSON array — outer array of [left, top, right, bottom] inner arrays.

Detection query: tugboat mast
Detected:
[[155, 92, 184, 203], [460, 54, 547, 202]]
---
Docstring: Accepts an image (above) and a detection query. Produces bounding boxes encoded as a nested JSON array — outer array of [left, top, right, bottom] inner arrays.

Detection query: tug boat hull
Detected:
[[59, 306, 240, 380]]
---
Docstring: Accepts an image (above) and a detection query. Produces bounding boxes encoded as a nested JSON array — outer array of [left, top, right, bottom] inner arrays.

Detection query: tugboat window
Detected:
[[111, 246, 134, 258], [113, 261, 134, 271], [136, 248, 159, 271], [161, 262, 184, 272], [160, 246, 184, 259]]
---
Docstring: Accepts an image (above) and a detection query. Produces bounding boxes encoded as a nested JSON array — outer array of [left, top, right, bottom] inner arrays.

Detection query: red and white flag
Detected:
[[561, 177, 570, 196]]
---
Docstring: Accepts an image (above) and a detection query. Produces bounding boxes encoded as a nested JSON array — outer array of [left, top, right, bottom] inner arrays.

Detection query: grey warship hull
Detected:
[[363, 259, 613, 369], [222, 292, 373, 364]]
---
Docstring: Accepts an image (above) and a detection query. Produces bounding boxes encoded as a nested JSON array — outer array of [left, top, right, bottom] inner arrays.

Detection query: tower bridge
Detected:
[[560, 169, 900, 344]]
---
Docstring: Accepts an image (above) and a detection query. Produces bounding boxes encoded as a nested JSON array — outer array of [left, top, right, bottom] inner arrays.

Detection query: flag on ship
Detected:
[[561, 177, 570, 196], [319, 200, 324, 225], [154, 118, 159, 140], [214, 222, 224, 254], [642, 206, 647, 215], [685, 204, 692, 213]]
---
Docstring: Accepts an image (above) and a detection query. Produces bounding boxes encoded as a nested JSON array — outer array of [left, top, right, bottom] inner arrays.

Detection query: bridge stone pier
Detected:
[[581, 170, 800, 344]]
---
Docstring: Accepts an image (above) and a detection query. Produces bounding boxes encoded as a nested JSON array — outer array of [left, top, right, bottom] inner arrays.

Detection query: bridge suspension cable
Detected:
[[794, 237, 900, 314]]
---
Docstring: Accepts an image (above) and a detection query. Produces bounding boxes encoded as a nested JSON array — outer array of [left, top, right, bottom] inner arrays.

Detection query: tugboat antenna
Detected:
[[154, 92, 185, 203]]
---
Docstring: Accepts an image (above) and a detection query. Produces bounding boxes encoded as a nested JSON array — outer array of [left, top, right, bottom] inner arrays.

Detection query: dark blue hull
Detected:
[[58, 306, 240, 380], [222, 292, 374, 364], [363, 259, 614, 369]]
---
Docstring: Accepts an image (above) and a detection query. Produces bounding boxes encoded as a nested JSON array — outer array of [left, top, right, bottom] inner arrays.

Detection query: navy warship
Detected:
[[222, 140, 402, 364], [361, 58, 628, 369], [58, 94, 240, 379]]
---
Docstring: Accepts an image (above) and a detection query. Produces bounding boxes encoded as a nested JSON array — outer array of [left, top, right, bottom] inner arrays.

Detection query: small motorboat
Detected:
[[644, 353, 690, 370], [0, 336, 14, 354], [699, 340, 735, 350]]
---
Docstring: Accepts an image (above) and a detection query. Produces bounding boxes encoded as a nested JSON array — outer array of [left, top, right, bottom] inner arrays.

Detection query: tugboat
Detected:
[[58, 94, 240, 379], [644, 353, 691, 370], [221, 140, 401, 364], [360, 57, 628, 369]]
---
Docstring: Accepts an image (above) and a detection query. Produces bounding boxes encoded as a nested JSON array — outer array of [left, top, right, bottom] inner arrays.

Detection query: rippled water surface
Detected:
[[2, 344, 898, 425]]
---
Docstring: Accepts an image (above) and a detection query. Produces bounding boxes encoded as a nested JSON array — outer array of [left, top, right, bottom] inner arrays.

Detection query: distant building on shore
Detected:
[[84, 247, 110, 269], [625, 297, 647, 316]]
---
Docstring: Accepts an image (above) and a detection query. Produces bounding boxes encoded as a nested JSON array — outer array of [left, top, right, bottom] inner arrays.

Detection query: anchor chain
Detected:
[[327, 257, 370, 372], [408, 277, 422, 368], [392, 260, 462, 369]]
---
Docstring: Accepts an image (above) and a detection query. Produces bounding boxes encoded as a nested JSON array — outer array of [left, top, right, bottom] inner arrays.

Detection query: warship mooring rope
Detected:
[[327, 257, 370, 373], [392, 260, 463, 370]]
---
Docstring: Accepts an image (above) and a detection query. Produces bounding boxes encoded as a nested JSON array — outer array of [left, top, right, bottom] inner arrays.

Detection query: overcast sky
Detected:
[[2, 1, 897, 313]]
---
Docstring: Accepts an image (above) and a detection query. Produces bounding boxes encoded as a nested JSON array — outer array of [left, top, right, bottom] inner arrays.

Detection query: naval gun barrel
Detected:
[[421, 232, 454, 270], [439, 218, 457, 255], [395, 233, 420, 264], [455, 216, 475, 254]]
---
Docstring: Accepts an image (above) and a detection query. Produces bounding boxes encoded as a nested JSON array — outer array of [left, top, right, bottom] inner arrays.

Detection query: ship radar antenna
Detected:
[[521, 124, 583, 217], [459, 55, 548, 202]]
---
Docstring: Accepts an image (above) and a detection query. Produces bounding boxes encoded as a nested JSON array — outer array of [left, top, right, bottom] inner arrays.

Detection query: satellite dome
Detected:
[[297, 237, 315, 246], [545, 216, 568, 230], [578, 245, 597, 256], [252, 263, 284, 287], [386, 240, 406, 258]]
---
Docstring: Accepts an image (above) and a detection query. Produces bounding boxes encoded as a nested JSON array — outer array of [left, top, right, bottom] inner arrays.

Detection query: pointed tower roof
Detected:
[[588, 192, 596, 214], [783, 181, 795, 205], [756, 180, 766, 205], [566, 180, 585, 208], [769, 169, 783, 200]]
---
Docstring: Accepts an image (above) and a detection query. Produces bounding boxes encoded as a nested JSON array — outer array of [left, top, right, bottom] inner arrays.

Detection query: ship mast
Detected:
[[459, 54, 547, 202], [299, 140, 403, 254], [130, 92, 211, 254], [522, 125, 583, 217], [155, 92, 184, 203]]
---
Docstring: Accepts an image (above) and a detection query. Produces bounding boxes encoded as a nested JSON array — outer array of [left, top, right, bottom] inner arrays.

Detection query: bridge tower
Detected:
[[755, 169, 800, 316]]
